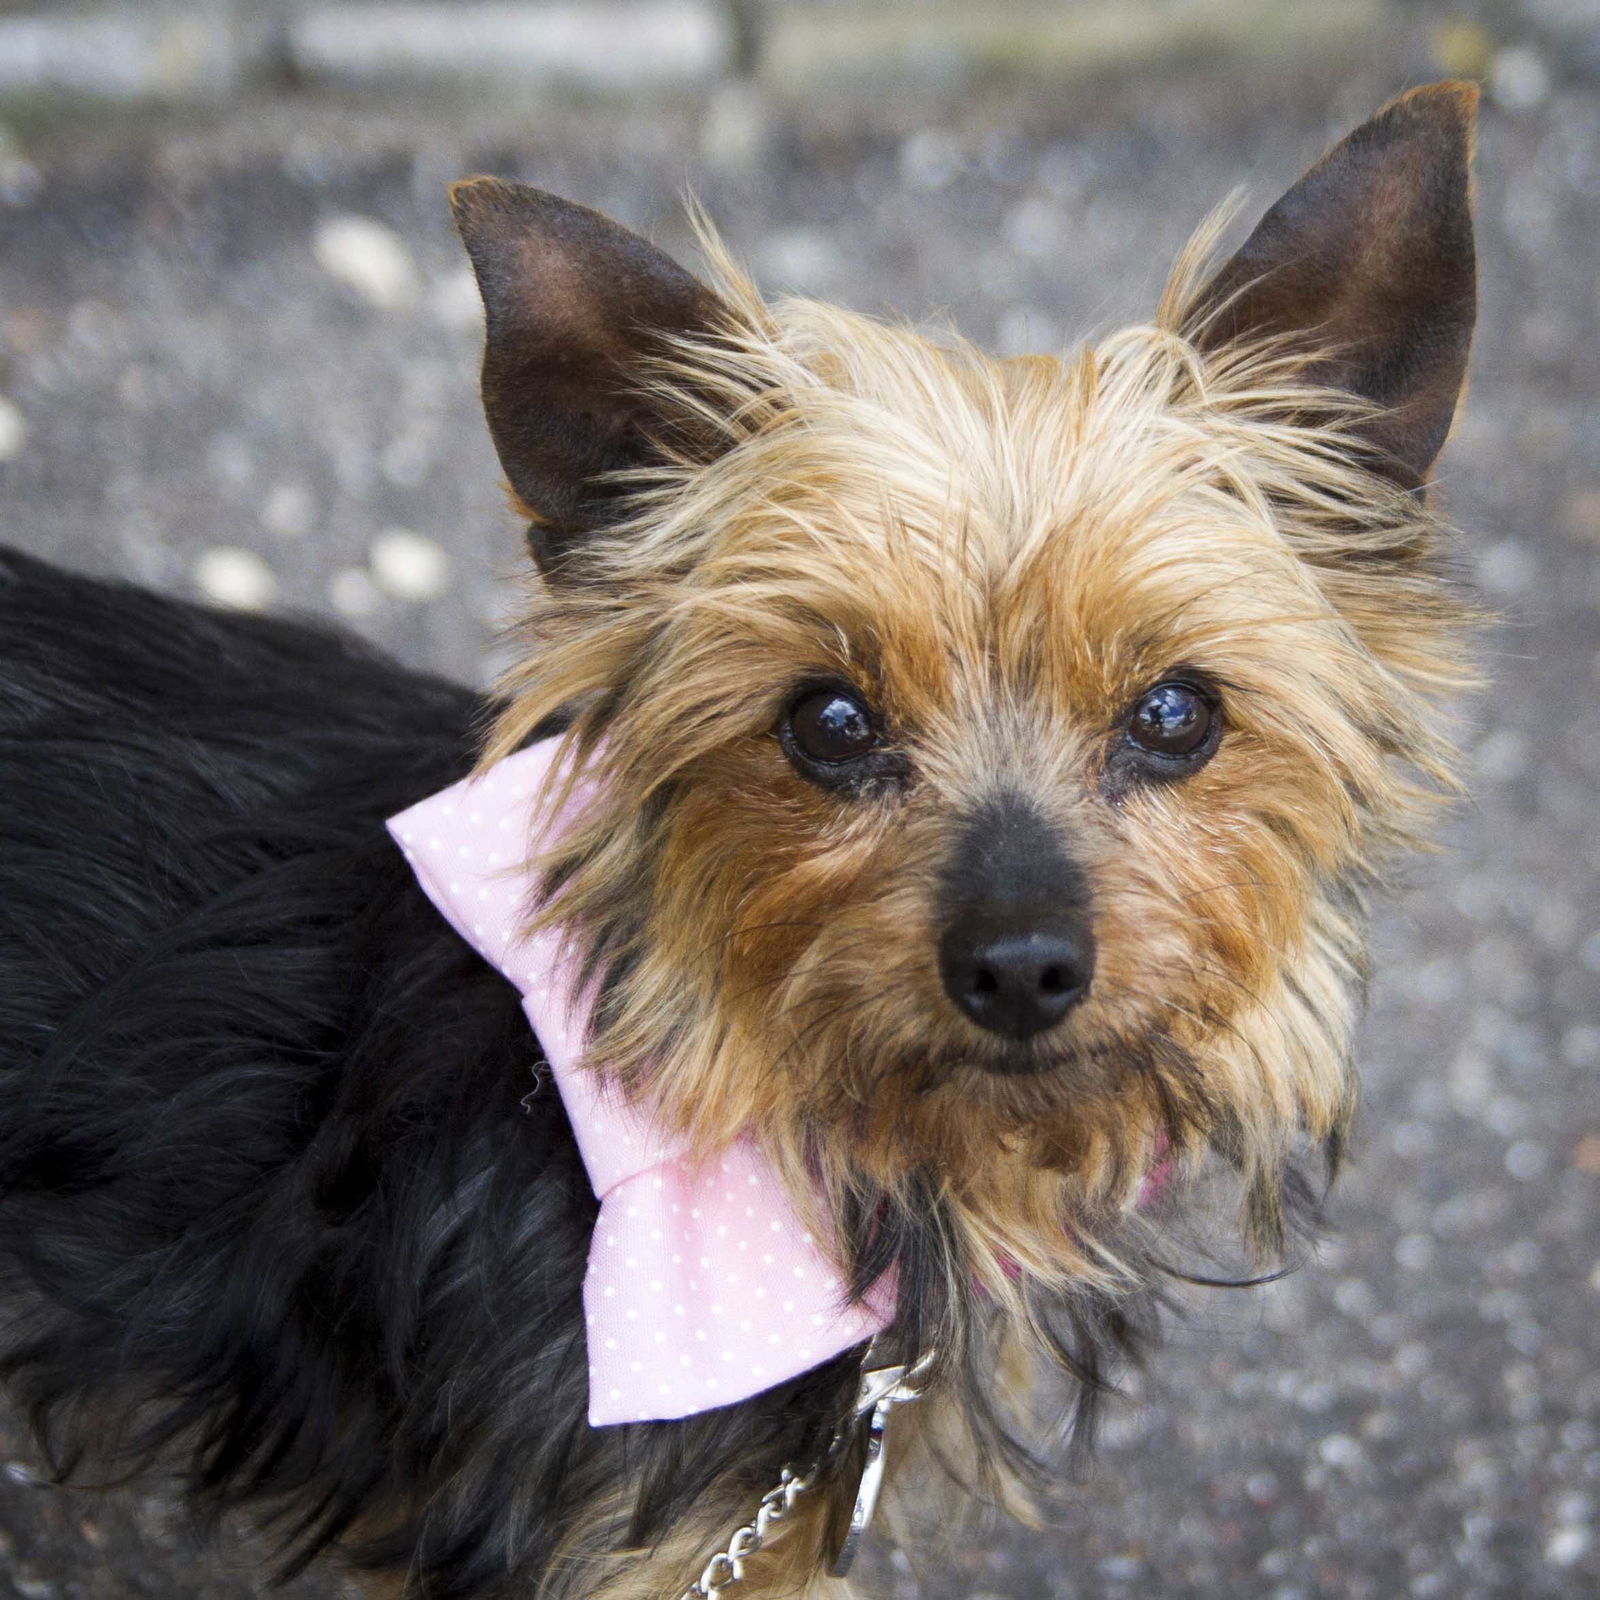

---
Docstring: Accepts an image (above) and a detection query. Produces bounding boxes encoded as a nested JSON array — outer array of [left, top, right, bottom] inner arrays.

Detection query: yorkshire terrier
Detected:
[[0, 83, 1478, 1599]]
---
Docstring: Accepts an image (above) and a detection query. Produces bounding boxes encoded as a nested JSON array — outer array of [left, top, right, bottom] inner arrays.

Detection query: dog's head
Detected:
[[452, 86, 1478, 1354]]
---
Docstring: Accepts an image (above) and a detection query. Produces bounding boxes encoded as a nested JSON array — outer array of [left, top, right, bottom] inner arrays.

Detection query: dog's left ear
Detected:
[[1188, 82, 1477, 489], [450, 180, 726, 574]]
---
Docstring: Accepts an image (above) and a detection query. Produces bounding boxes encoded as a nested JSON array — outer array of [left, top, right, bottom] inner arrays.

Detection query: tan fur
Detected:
[[467, 201, 1474, 1595]]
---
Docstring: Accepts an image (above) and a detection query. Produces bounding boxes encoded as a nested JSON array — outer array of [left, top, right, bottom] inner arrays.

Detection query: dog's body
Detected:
[[0, 86, 1479, 1599]]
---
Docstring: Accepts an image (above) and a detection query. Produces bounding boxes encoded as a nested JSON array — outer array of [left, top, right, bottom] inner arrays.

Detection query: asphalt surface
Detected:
[[0, 33, 1597, 1600]]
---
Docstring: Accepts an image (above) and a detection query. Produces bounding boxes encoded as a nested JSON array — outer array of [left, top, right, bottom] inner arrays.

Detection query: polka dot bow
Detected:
[[387, 741, 891, 1426]]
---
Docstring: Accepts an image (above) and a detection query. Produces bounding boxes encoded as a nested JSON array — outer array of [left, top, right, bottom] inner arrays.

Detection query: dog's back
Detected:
[[0, 544, 484, 1083], [0, 549, 596, 1584]]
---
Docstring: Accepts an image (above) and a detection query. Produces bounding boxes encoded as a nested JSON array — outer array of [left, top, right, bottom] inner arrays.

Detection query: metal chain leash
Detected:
[[678, 1346, 936, 1600], [681, 1465, 815, 1599]]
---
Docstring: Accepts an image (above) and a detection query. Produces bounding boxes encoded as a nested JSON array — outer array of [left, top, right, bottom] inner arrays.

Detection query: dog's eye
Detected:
[[1126, 681, 1217, 759], [787, 687, 877, 764]]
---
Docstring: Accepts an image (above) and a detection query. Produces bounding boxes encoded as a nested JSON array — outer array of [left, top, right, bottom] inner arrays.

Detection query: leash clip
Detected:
[[829, 1346, 936, 1578]]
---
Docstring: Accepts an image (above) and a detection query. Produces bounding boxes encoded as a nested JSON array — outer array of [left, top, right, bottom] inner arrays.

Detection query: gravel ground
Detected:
[[0, 25, 1597, 1600]]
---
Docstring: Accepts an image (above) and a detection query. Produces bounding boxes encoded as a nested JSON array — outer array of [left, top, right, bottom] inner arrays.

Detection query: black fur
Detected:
[[0, 548, 856, 1596]]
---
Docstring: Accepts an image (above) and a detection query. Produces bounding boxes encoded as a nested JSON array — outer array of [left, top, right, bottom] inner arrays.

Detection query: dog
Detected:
[[0, 82, 1478, 1599]]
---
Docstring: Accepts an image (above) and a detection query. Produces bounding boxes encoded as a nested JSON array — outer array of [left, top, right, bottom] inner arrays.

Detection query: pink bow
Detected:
[[387, 742, 891, 1426]]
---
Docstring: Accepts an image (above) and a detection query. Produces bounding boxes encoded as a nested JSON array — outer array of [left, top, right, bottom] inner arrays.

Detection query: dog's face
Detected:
[[453, 86, 1477, 1305]]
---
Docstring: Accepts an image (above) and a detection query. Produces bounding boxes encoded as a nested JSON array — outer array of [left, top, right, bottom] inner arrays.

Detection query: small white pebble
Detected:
[[0, 394, 26, 460], [1003, 196, 1060, 259], [313, 215, 419, 310], [1478, 538, 1538, 594], [1318, 1433, 1363, 1470], [1505, 1140, 1549, 1182], [428, 266, 484, 329], [1545, 1525, 1590, 1567], [194, 546, 277, 611], [370, 527, 452, 602], [757, 228, 839, 293], [1490, 46, 1551, 112], [1393, 1341, 1432, 1378], [328, 565, 381, 619], [1245, 1472, 1278, 1507], [1334, 1278, 1375, 1318], [261, 481, 316, 539], [1473, 727, 1528, 784]]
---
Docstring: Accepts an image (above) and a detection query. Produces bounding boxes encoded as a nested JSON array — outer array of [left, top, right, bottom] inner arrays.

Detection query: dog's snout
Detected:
[[939, 924, 1093, 1039], [936, 792, 1095, 1046]]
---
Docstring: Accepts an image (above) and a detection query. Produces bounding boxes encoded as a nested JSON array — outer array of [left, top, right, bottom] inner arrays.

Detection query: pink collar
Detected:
[[387, 742, 891, 1427]]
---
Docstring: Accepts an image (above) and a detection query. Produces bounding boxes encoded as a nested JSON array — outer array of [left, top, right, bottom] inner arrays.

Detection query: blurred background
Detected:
[[0, 0, 1596, 1595]]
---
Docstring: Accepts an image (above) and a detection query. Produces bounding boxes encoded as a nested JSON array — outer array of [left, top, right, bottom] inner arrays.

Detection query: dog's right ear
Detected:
[[1186, 82, 1477, 491], [450, 180, 725, 575]]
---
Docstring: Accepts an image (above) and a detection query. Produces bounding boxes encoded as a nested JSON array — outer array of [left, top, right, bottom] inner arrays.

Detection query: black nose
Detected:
[[939, 925, 1094, 1040]]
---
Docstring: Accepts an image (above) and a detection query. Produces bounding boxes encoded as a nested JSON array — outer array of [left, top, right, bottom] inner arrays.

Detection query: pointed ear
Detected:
[[1187, 82, 1478, 489], [450, 180, 725, 573]]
